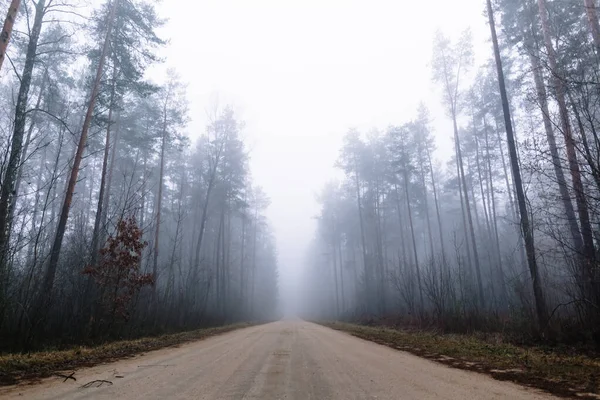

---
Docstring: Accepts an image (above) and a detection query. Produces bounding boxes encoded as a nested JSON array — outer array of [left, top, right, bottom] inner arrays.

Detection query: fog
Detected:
[[154, 0, 490, 315], [1, 0, 600, 349]]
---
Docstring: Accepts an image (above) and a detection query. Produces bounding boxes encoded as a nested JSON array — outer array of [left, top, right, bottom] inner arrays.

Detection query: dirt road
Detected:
[[0, 320, 554, 399]]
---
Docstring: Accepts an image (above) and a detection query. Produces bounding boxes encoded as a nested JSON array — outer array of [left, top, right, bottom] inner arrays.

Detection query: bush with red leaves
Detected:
[[84, 216, 154, 323]]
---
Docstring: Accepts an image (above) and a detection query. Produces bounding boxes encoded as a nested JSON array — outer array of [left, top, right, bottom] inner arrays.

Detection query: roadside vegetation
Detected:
[[324, 322, 600, 399], [0, 323, 253, 386]]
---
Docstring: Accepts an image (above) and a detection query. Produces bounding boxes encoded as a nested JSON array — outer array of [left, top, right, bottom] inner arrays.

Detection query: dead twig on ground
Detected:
[[55, 371, 76, 382], [81, 379, 113, 388]]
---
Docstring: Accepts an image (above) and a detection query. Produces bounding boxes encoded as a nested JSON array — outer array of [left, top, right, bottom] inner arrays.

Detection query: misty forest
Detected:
[[302, 0, 600, 344], [0, 0, 600, 354], [0, 0, 278, 350]]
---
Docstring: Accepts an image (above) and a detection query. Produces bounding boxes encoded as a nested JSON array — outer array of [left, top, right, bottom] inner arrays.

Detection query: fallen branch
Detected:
[[138, 364, 172, 368], [81, 380, 113, 388], [55, 372, 76, 382]]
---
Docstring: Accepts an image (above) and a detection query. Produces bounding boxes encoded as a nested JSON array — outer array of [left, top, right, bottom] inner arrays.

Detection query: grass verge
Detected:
[[0, 323, 254, 386], [322, 322, 600, 399]]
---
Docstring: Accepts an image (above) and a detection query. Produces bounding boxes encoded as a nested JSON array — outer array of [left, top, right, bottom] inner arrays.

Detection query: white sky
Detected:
[[154, 0, 491, 312]]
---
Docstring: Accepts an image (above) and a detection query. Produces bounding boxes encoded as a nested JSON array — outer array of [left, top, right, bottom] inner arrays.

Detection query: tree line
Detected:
[[303, 0, 600, 343], [0, 0, 278, 351]]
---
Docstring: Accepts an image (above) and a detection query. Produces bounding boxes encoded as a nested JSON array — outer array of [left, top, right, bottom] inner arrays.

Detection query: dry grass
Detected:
[[0, 323, 253, 386], [322, 322, 600, 399]]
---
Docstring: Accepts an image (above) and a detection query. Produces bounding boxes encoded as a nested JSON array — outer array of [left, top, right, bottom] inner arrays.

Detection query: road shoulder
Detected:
[[0, 323, 255, 387], [320, 322, 600, 399]]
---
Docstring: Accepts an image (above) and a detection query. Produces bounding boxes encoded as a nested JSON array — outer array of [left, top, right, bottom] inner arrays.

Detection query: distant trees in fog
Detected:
[[304, 0, 600, 342]]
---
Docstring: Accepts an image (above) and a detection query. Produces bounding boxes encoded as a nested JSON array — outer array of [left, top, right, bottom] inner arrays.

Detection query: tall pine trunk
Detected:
[[426, 146, 447, 262], [584, 0, 600, 56], [455, 138, 474, 277], [495, 118, 527, 271], [5, 70, 48, 251], [484, 117, 508, 304], [403, 169, 424, 312], [475, 136, 492, 243], [419, 148, 435, 260], [0, 0, 20, 72], [153, 101, 169, 288], [453, 114, 485, 308], [0, 0, 45, 316], [526, 34, 583, 255], [337, 232, 345, 313], [193, 142, 224, 274], [250, 208, 258, 316], [374, 183, 386, 313], [331, 224, 340, 317], [488, 0, 549, 327], [538, 0, 596, 270], [103, 112, 121, 234], [35, 0, 119, 322], [394, 184, 409, 269], [239, 196, 247, 312], [353, 156, 369, 311], [91, 67, 117, 264]]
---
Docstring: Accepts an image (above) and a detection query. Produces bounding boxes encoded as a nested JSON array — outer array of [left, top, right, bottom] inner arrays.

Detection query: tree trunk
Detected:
[[526, 35, 584, 255], [495, 118, 528, 271], [475, 136, 492, 242], [331, 218, 340, 317], [488, 0, 549, 327], [193, 175, 215, 270], [91, 67, 117, 264], [353, 156, 369, 311], [153, 102, 168, 288], [403, 169, 424, 313], [215, 207, 224, 315], [103, 112, 121, 232], [394, 185, 408, 269], [0, 0, 46, 295], [337, 232, 345, 313], [374, 183, 386, 313], [351, 243, 359, 308], [193, 142, 224, 273], [26, 146, 47, 268], [495, 119, 517, 219], [5, 79, 47, 278], [7, 70, 48, 237], [484, 116, 508, 305], [138, 152, 147, 271], [224, 203, 231, 316], [166, 169, 185, 311], [250, 208, 258, 316], [453, 112, 485, 308], [468, 160, 483, 239], [0, 0, 20, 72], [538, 0, 596, 269], [455, 139, 474, 276], [240, 196, 247, 312], [419, 146, 435, 260], [426, 146, 447, 262], [35, 0, 118, 320], [584, 0, 600, 56]]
